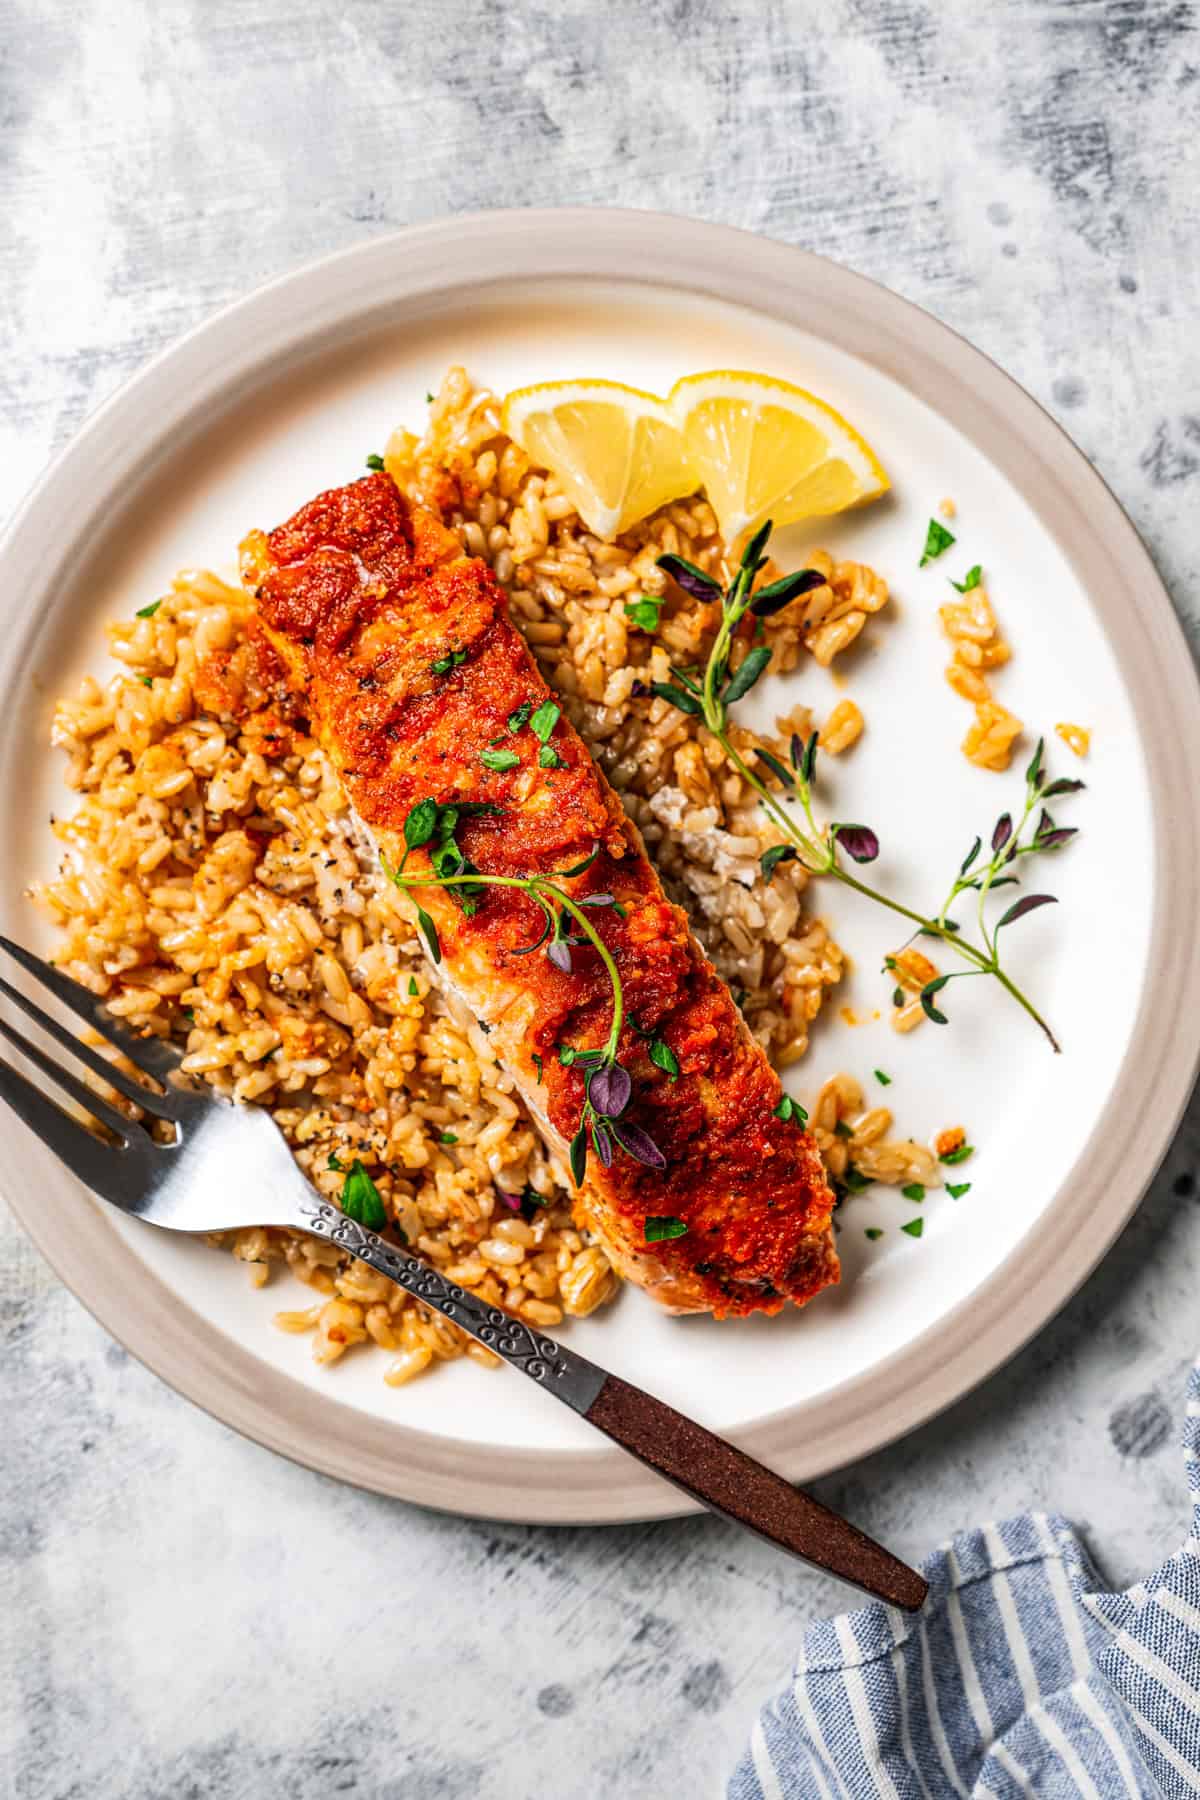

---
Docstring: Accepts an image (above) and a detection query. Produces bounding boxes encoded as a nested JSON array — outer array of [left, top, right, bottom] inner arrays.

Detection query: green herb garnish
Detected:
[[339, 1159, 387, 1231], [865, 1227, 884, 1241], [327, 1152, 345, 1171], [507, 703, 533, 734], [480, 747, 520, 772], [874, 1069, 892, 1086], [529, 700, 561, 744], [365, 453, 385, 471], [644, 1215, 687, 1242], [431, 648, 468, 677], [136, 599, 162, 619], [919, 519, 956, 566], [901, 1216, 924, 1238], [408, 976, 419, 996], [138, 675, 153, 688], [425, 391, 434, 403], [532, 1053, 543, 1081], [946, 1181, 972, 1199], [834, 1119, 854, 1140], [841, 1165, 871, 1194], [656, 524, 1082, 1050], [439, 1131, 458, 1145], [901, 1182, 925, 1202], [538, 744, 566, 769], [949, 564, 982, 593], [774, 1094, 808, 1124], [940, 1143, 975, 1166], [648, 1038, 679, 1080], [624, 597, 663, 632]]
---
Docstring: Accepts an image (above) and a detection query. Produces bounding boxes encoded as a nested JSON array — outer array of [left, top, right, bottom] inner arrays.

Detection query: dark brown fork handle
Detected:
[[586, 1374, 928, 1611]]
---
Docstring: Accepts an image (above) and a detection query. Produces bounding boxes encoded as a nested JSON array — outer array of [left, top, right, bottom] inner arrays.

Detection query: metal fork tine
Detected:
[[0, 1053, 132, 1205], [0, 1012, 138, 1142], [0, 938, 182, 1079], [0, 974, 179, 1120]]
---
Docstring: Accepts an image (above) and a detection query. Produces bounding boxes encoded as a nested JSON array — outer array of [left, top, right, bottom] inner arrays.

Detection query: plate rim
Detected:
[[4, 204, 1200, 1523]]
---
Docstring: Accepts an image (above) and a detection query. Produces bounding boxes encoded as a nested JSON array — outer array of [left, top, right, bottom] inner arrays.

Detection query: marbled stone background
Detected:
[[2, 3, 1199, 1795]]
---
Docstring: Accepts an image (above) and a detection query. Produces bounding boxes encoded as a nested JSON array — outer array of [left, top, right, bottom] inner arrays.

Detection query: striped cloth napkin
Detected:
[[730, 1359, 1200, 1797]]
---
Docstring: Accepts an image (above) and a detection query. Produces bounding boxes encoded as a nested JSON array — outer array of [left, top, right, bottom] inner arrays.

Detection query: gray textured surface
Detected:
[[3, 3, 1200, 1795]]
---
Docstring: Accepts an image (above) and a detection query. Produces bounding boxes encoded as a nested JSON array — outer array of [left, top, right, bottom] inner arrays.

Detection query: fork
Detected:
[[0, 935, 926, 1610]]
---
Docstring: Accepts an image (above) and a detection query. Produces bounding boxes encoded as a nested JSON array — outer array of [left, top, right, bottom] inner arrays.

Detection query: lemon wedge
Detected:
[[669, 370, 889, 544], [501, 379, 695, 540]]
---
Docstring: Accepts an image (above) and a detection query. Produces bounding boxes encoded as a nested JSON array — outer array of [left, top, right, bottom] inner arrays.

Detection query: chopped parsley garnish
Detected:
[[648, 1038, 680, 1080], [519, 1184, 548, 1222], [425, 391, 434, 403], [408, 976, 419, 996], [624, 597, 663, 632], [529, 699, 561, 744], [874, 1069, 892, 1086], [833, 1119, 854, 1140], [901, 1216, 924, 1238], [949, 564, 982, 593], [480, 747, 520, 772], [841, 1165, 871, 1194], [181, 1007, 194, 1023], [138, 675, 153, 688], [365, 452, 385, 471], [892, 986, 906, 1008], [901, 1182, 925, 1203], [538, 744, 566, 769], [865, 1227, 884, 1241], [339, 1159, 387, 1231], [774, 1094, 808, 1124], [136, 599, 162, 619], [439, 1131, 458, 1145], [919, 519, 956, 567], [506, 702, 533, 733], [431, 648, 467, 676], [327, 1152, 345, 1171], [940, 1143, 975, 1166], [532, 1053, 543, 1081], [946, 1181, 972, 1199], [644, 1215, 687, 1242]]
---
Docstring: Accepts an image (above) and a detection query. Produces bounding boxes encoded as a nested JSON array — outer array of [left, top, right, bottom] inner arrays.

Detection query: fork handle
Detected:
[[297, 1199, 926, 1610]]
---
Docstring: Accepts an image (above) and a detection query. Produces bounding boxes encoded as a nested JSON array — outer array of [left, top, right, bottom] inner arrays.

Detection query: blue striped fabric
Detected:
[[729, 1358, 1200, 1797]]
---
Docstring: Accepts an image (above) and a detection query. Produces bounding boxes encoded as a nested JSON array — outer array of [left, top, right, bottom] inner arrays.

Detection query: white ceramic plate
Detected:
[[3, 209, 1199, 1523]]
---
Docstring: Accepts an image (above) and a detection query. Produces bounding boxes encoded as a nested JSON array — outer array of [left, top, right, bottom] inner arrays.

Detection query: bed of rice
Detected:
[[33, 367, 942, 1387]]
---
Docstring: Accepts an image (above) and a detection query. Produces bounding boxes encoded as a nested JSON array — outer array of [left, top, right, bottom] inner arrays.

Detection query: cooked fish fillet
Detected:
[[242, 473, 838, 1318]]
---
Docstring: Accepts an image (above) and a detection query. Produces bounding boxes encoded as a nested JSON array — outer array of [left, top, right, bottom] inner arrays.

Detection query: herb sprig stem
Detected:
[[656, 527, 1083, 1050]]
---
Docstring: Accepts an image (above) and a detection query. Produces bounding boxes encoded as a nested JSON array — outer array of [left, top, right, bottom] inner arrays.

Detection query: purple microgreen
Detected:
[[568, 1125, 588, 1187], [742, 518, 774, 572], [511, 906, 554, 956], [578, 892, 616, 909], [655, 553, 722, 603], [546, 937, 573, 974], [1035, 827, 1077, 851], [586, 1061, 632, 1120], [529, 700, 561, 744], [630, 679, 652, 699], [799, 731, 819, 784], [480, 747, 520, 772], [339, 1160, 387, 1232], [949, 564, 982, 593], [651, 679, 702, 716], [991, 813, 1013, 854], [760, 844, 798, 882], [1025, 738, 1045, 791], [920, 975, 950, 1025], [945, 1181, 971, 1199], [995, 893, 1058, 931], [414, 906, 441, 965], [722, 644, 773, 705], [749, 568, 827, 617], [959, 836, 982, 877], [900, 1216, 924, 1238], [648, 1038, 679, 1080], [644, 1214, 687, 1242], [506, 702, 533, 733], [610, 1118, 667, 1170], [919, 519, 956, 567], [832, 823, 880, 864], [1040, 777, 1086, 799], [754, 748, 796, 790], [590, 1118, 614, 1168]]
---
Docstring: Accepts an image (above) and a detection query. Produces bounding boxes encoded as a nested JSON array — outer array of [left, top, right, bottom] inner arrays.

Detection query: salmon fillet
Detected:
[[242, 473, 838, 1318]]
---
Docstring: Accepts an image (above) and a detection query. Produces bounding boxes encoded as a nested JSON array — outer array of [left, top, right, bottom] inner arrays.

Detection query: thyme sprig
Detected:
[[384, 801, 665, 1184], [656, 526, 1083, 1049]]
